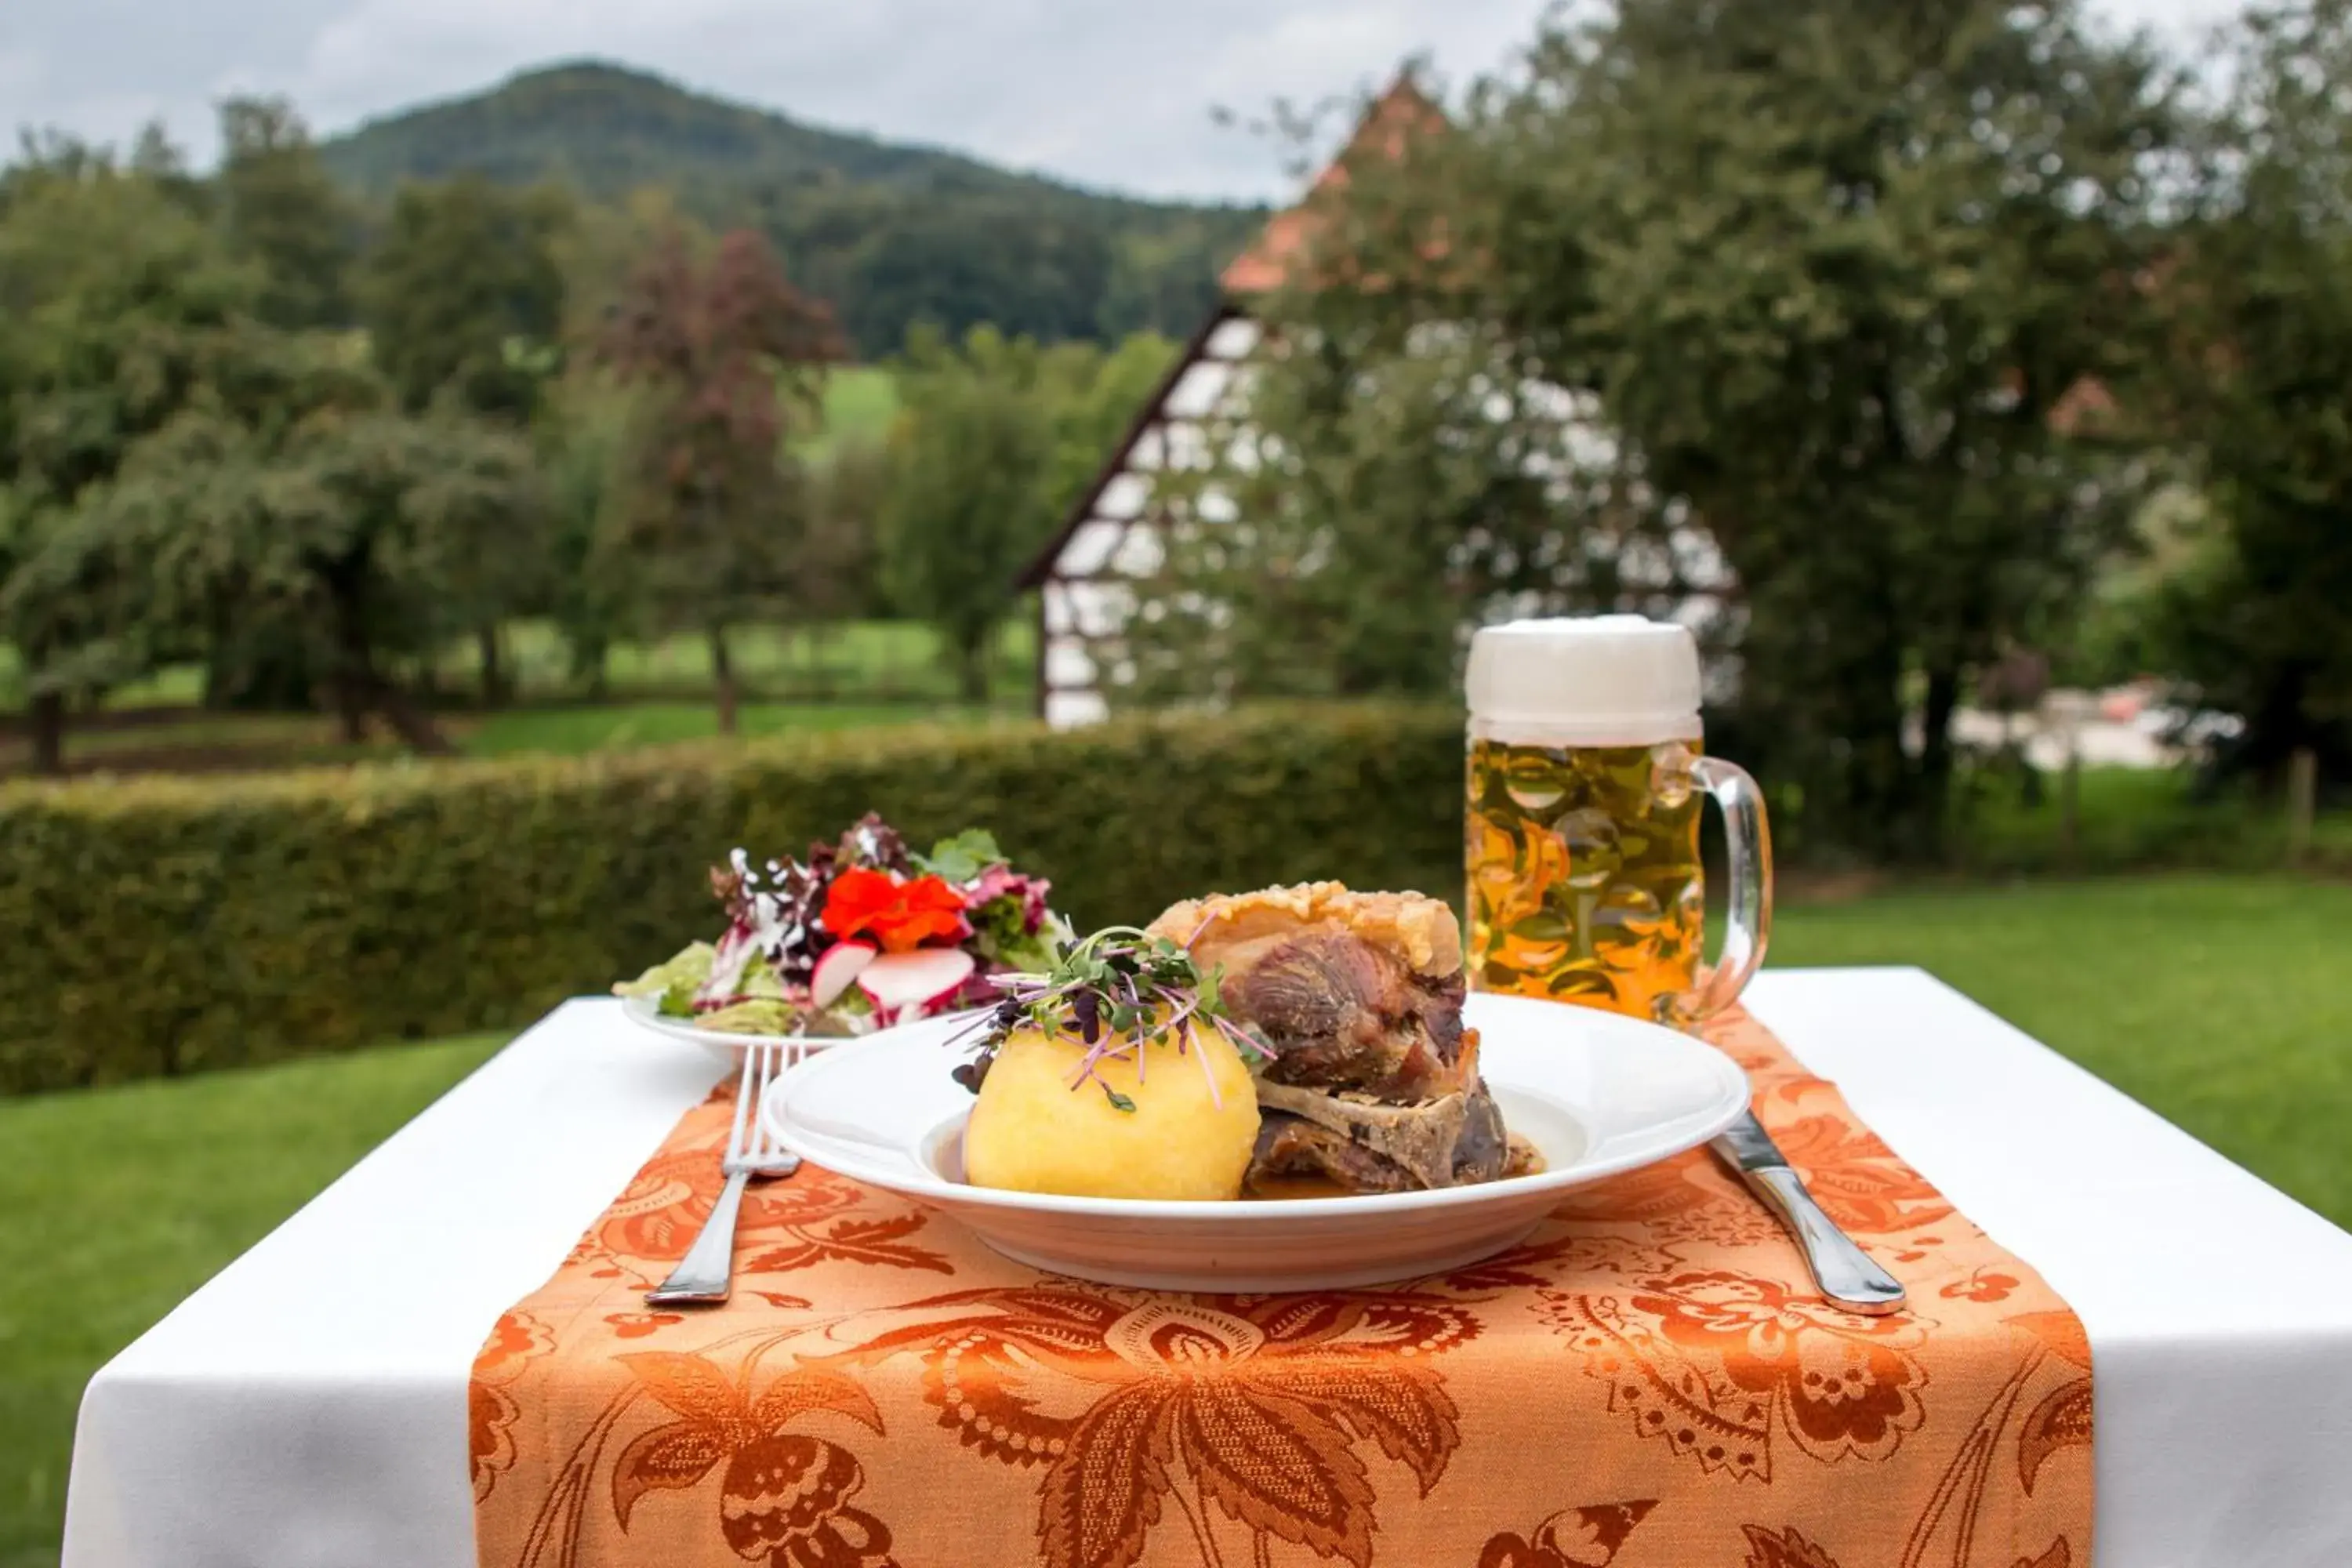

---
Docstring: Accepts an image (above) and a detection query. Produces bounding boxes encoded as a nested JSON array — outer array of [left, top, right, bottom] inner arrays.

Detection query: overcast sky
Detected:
[[2, 0, 2250, 204]]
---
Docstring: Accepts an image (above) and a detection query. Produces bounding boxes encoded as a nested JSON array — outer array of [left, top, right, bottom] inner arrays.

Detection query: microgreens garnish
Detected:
[[949, 924, 1271, 1112]]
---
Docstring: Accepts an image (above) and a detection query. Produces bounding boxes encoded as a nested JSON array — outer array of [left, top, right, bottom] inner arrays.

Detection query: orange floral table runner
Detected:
[[471, 1008, 2092, 1568]]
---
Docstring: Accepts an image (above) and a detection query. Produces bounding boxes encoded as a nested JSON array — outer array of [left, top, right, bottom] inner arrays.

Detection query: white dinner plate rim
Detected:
[[760, 993, 1751, 1220]]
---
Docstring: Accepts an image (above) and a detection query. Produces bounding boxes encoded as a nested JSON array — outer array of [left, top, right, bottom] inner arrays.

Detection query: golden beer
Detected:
[[1464, 616, 1771, 1027], [1465, 738, 1705, 1022]]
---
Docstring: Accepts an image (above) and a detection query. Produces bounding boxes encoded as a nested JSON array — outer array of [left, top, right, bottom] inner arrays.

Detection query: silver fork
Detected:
[[647, 1042, 802, 1306]]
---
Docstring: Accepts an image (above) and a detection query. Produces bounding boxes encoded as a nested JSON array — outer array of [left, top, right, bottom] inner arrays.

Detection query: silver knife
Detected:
[[1711, 1111, 1907, 1316]]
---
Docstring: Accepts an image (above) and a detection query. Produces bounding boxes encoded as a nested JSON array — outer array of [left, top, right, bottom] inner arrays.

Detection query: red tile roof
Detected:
[[1221, 74, 1449, 296]]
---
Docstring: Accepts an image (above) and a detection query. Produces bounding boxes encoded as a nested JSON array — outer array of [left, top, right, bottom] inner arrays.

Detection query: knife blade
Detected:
[[1711, 1110, 1907, 1316]]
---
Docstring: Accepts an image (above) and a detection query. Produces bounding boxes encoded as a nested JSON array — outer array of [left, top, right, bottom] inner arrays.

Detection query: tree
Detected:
[[1169, 2, 2176, 858], [596, 226, 844, 732], [0, 158, 257, 771], [879, 325, 1061, 702], [2150, 0, 2352, 787], [100, 343, 541, 752], [216, 97, 354, 330], [1038, 330, 1178, 516], [805, 437, 889, 626], [361, 174, 571, 419], [361, 173, 572, 702], [1130, 325, 1582, 705], [536, 371, 638, 693]]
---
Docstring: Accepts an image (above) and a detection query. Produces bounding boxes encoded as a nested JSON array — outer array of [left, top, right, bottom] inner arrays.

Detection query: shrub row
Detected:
[[0, 704, 1464, 1094]]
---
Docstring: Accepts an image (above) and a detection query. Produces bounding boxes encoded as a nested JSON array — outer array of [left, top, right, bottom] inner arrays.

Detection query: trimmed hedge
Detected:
[[0, 704, 1462, 1094]]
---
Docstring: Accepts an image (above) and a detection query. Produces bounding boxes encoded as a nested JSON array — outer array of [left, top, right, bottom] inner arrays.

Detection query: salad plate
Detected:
[[612, 814, 1068, 1054], [762, 991, 1751, 1291], [617, 992, 910, 1066]]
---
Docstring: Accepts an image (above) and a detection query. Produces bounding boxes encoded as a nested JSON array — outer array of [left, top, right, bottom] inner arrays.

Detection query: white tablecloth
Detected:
[[60, 970, 2352, 1568]]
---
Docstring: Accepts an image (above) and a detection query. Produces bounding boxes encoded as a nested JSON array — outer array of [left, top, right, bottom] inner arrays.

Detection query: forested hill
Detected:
[[319, 61, 1266, 354]]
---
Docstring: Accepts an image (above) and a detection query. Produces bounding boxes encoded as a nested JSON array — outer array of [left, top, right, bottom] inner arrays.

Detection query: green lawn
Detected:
[[1950, 762, 2352, 874], [474, 617, 1033, 704], [0, 1034, 506, 1568], [1767, 874, 2352, 1225], [2, 873, 2349, 1566]]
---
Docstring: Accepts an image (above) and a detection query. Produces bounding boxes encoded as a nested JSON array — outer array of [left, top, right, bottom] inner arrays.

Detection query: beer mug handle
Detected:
[[1680, 756, 1773, 1022]]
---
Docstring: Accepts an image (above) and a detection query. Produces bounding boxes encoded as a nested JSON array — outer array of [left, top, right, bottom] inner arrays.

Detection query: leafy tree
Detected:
[[1037, 331, 1178, 515], [2151, 0, 2352, 786], [99, 343, 540, 752], [596, 226, 844, 731], [360, 172, 572, 702], [1131, 324, 1582, 705], [361, 174, 571, 419], [0, 160, 256, 771], [216, 97, 354, 330], [805, 436, 890, 627], [535, 371, 638, 693], [879, 325, 1062, 702], [1166, 2, 2176, 858]]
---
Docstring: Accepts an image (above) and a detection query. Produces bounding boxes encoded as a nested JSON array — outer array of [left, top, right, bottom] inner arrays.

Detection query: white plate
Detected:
[[760, 991, 1751, 1291], [618, 992, 844, 1066]]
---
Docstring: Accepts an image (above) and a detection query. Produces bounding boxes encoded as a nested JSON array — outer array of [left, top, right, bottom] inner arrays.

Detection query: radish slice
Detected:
[[809, 942, 876, 1008], [855, 948, 977, 1020]]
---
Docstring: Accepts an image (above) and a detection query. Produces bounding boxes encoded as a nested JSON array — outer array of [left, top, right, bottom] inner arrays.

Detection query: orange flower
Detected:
[[819, 868, 970, 954]]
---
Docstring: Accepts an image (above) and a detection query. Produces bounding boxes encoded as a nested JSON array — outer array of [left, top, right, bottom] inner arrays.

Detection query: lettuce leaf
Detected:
[[615, 942, 716, 1010], [914, 828, 1005, 884], [694, 999, 797, 1036]]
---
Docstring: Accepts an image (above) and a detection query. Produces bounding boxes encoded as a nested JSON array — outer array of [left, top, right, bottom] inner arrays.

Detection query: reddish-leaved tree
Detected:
[[597, 227, 844, 732]]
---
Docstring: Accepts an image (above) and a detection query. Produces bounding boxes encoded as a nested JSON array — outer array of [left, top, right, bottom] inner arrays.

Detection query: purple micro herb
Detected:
[[946, 924, 1271, 1112]]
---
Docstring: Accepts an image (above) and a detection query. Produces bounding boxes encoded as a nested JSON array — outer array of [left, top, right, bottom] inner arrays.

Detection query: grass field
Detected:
[[2, 872, 2348, 1565], [1949, 762, 2352, 873], [0, 1034, 507, 1568], [802, 365, 900, 458], [0, 619, 1039, 775]]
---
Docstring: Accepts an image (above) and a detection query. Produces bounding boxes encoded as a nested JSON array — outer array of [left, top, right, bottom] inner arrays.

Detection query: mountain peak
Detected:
[[314, 59, 1264, 355]]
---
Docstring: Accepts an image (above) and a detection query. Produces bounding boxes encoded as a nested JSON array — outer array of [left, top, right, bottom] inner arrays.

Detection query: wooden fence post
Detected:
[[2287, 747, 2318, 866], [2059, 739, 2081, 868]]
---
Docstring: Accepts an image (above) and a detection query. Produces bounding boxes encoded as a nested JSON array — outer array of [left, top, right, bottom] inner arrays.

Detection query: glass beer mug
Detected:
[[1465, 616, 1770, 1025]]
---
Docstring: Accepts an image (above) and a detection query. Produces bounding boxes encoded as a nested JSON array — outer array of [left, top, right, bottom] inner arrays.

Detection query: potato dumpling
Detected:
[[963, 1022, 1261, 1201]]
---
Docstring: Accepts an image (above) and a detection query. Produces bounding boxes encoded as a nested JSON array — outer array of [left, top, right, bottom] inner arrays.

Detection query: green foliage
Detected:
[[360, 173, 571, 418], [1040, 330, 1178, 512], [0, 158, 264, 767], [880, 326, 1177, 699], [314, 61, 1261, 354], [215, 98, 355, 331], [93, 343, 543, 757], [880, 325, 1059, 699], [1134, 324, 1581, 703], [1174, 2, 2177, 862], [2148, 0, 2352, 785], [0, 704, 1461, 1093], [533, 372, 637, 688], [804, 435, 889, 619]]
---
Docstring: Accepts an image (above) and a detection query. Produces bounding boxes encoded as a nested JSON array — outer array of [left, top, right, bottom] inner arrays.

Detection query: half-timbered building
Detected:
[[1018, 78, 1730, 726]]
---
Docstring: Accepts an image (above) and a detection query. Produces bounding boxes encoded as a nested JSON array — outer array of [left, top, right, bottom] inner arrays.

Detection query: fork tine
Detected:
[[750, 1044, 777, 1160], [723, 1039, 759, 1163]]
